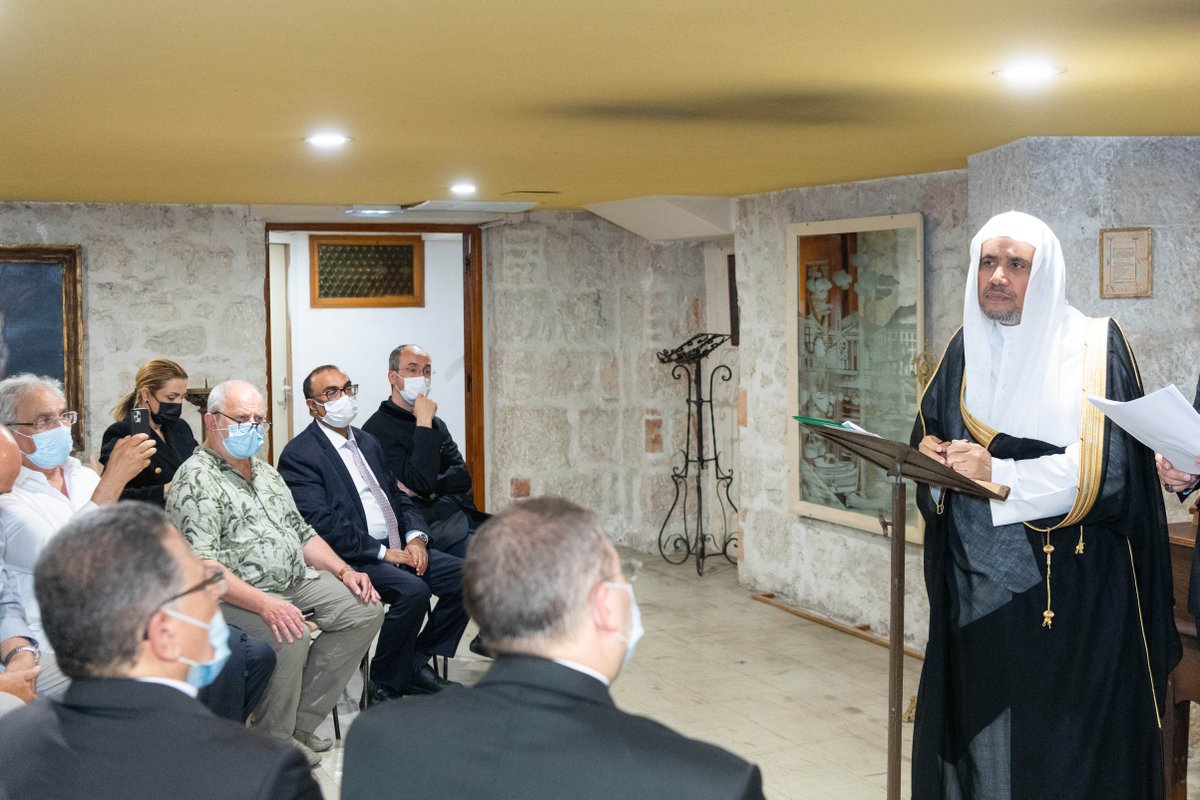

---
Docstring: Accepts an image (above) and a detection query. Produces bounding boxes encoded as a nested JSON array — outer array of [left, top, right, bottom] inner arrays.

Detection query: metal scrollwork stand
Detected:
[[655, 333, 737, 575]]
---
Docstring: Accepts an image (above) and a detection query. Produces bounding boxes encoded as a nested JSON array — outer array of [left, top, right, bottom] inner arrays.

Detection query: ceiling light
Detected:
[[305, 132, 351, 148], [450, 183, 477, 195], [345, 205, 403, 217], [993, 63, 1065, 86]]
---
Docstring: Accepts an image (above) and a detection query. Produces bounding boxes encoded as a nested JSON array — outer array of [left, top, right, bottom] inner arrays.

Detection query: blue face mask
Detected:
[[17, 425, 73, 470], [164, 607, 231, 689], [223, 422, 264, 459]]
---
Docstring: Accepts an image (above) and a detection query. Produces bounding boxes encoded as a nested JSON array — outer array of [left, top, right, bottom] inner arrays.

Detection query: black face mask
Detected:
[[151, 402, 183, 425]]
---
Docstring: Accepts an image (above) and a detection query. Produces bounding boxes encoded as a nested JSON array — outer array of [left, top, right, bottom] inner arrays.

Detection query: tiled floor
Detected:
[[306, 548, 1198, 799]]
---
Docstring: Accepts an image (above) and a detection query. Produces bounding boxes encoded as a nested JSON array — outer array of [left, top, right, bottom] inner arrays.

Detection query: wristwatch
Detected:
[[2, 644, 39, 667], [413, 532, 430, 546]]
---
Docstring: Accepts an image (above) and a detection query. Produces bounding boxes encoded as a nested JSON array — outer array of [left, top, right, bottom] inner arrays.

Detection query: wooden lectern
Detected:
[[796, 419, 1010, 800]]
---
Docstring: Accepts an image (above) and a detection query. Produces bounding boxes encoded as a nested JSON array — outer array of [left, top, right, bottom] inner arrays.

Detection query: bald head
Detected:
[[0, 425, 18, 492]]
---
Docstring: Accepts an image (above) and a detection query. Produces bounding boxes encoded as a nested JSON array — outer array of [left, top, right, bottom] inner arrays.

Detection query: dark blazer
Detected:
[[1187, 375, 1200, 616], [342, 655, 765, 800], [99, 416, 199, 506], [0, 678, 321, 800], [276, 420, 427, 565]]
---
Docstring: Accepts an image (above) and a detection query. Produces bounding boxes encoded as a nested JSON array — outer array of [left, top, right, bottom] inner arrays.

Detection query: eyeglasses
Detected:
[[394, 367, 436, 378], [215, 411, 271, 432], [312, 383, 359, 402], [159, 566, 226, 607], [5, 411, 78, 433]]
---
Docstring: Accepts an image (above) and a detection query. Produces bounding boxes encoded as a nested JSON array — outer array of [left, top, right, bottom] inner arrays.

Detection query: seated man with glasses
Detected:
[[363, 343, 489, 560], [278, 365, 469, 704], [343, 496, 765, 800], [0, 373, 156, 696], [0, 502, 321, 800], [166, 379, 384, 766]]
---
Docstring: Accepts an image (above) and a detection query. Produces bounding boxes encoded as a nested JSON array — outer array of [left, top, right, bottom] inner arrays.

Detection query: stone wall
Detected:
[[734, 171, 969, 648], [483, 211, 711, 552], [0, 202, 266, 455]]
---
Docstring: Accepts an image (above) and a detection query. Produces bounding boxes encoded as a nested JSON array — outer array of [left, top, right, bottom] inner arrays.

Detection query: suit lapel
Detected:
[[306, 421, 369, 522]]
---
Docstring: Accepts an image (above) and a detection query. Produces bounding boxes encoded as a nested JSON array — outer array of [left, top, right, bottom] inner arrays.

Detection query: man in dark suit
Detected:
[[0, 502, 321, 800], [342, 496, 765, 800], [1156, 375, 1200, 626], [278, 364, 469, 703]]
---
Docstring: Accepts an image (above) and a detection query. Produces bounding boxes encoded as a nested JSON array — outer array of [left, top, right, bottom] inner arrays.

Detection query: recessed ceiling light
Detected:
[[304, 132, 351, 148], [345, 205, 403, 217], [993, 62, 1065, 86], [450, 183, 477, 195]]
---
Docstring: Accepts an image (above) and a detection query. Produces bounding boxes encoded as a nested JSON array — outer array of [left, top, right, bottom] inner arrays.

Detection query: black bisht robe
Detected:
[[910, 321, 1180, 800]]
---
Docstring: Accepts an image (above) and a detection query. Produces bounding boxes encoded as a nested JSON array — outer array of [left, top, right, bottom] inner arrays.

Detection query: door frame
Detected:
[[263, 222, 487, 511]]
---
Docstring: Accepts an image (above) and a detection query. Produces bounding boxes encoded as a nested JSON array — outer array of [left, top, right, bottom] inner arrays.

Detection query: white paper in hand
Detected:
[[1087, 384, 1200, 472]]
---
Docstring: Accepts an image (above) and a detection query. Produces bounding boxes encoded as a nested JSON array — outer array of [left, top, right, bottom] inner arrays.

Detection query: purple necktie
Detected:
[[345, 438, 403, 550]]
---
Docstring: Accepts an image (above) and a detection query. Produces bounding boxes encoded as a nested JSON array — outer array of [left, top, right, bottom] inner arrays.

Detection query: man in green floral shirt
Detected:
[[167, 380, 383, 766]]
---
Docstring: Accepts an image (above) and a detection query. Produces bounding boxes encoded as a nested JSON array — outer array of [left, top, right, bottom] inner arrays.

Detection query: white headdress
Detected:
[[961, 211, 1087, 446]]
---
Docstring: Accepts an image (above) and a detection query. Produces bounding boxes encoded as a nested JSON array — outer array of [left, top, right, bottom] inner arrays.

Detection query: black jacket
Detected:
[[99, 415, 199, 506]]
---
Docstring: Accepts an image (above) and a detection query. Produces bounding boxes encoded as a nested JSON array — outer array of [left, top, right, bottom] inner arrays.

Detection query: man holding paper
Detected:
[[1155, 377, 1200, 624], [910, 211, 1179, 800]]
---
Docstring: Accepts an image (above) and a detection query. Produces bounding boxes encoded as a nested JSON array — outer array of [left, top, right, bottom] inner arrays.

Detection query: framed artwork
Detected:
[[0, 245, 84, 450], [785, 214, 924, 541], [1099, 227, 1152, 299], [309, 234, 425, 308]]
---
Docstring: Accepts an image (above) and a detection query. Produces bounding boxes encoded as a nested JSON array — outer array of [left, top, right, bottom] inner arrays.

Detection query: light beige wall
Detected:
[[483, 211, 710, 551], [0, 202, 266, 457]]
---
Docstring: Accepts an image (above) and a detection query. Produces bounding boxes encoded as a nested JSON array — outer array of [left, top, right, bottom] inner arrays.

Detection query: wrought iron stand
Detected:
[[656, 333, 737, 575]]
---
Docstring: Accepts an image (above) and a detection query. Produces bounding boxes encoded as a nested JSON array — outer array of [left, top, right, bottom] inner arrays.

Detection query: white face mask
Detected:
[[399, 376, 431, 405], [316, 394, 358, 428], [605, 581, 644, 669]]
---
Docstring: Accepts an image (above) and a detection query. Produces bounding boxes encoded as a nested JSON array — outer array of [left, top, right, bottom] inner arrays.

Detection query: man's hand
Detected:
[[1156, 453, 1200, 493], [341, 569, 381, 604], [918, 435, 949, 465], [406, 538, 429, 576], [0, 666, 38, 703], [395, 480, 417, 497], [259, 596, 307, 643], [413, 395, 437, 428], [103, 434, 156, 484], [945, 439, 992, 481], [2, 648, 37, 674], [384, 547, 416, 567]]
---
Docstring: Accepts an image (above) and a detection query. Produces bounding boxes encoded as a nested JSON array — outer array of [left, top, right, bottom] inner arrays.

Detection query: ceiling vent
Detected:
[[584, 195, 734, 242]]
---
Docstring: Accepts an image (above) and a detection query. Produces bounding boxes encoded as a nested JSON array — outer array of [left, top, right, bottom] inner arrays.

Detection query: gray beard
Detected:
[[982, 306, 1022, 325]]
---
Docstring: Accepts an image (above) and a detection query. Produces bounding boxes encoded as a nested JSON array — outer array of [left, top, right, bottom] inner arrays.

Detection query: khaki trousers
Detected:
[[221, 571, 383, 741]]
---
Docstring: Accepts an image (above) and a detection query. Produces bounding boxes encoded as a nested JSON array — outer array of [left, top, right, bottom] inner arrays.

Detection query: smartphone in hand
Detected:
[[128, 407, 152, 437]]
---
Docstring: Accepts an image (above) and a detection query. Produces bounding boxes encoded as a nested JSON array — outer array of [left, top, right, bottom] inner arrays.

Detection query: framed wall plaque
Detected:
[[309, 234, 425, 308], [1099, 227, 1152, 299]]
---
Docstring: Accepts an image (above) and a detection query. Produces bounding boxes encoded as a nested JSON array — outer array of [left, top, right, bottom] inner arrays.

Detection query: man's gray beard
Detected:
[[982, 306, 1022, 325]]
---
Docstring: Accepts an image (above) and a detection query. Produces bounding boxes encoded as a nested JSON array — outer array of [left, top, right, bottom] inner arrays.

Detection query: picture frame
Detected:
[[309, 234, 425, 309], [1099, 227, 1152, 299], [0, 245, 85, 450], [785, 214, 925, 542]]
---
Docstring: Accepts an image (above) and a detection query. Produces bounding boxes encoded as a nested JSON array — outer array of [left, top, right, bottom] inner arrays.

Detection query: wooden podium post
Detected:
[[796, 420, 1009, 800]]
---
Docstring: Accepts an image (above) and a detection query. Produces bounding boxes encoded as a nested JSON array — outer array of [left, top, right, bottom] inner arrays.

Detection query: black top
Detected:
[[343, 655, 764, 800], [909, 321, 1180, 800], [361, 398, 478, 524], [99, 415, 198, 506]]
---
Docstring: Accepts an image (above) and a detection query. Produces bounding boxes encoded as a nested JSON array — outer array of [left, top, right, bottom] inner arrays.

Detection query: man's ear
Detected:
[[202, 412, 217, 432], [306, 398, 321, 419], [144, 609, 182, 662], [590, 582, 622, 634]]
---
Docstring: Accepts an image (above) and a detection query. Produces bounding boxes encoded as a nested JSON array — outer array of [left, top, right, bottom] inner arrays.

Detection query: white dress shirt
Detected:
[[0, 459, 100, 650]]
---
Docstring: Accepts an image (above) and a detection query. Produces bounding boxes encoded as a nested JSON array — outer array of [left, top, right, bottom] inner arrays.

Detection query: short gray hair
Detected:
[[206, 379, 262, 414], [34, 502, 182, 679], [0, 374, 64, 425], [388, 344, 419, 373], [464, 496, 614, 653]]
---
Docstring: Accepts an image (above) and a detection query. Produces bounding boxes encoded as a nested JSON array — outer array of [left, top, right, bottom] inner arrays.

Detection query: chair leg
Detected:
[[332, 706, 341, 740], [358, 651, 370, 711]]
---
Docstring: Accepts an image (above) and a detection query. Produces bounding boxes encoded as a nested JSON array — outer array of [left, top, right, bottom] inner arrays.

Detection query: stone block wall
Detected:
[[734, 171, 969, 648], [0, 202, 266, 455], [483, 211, 711, 552]]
